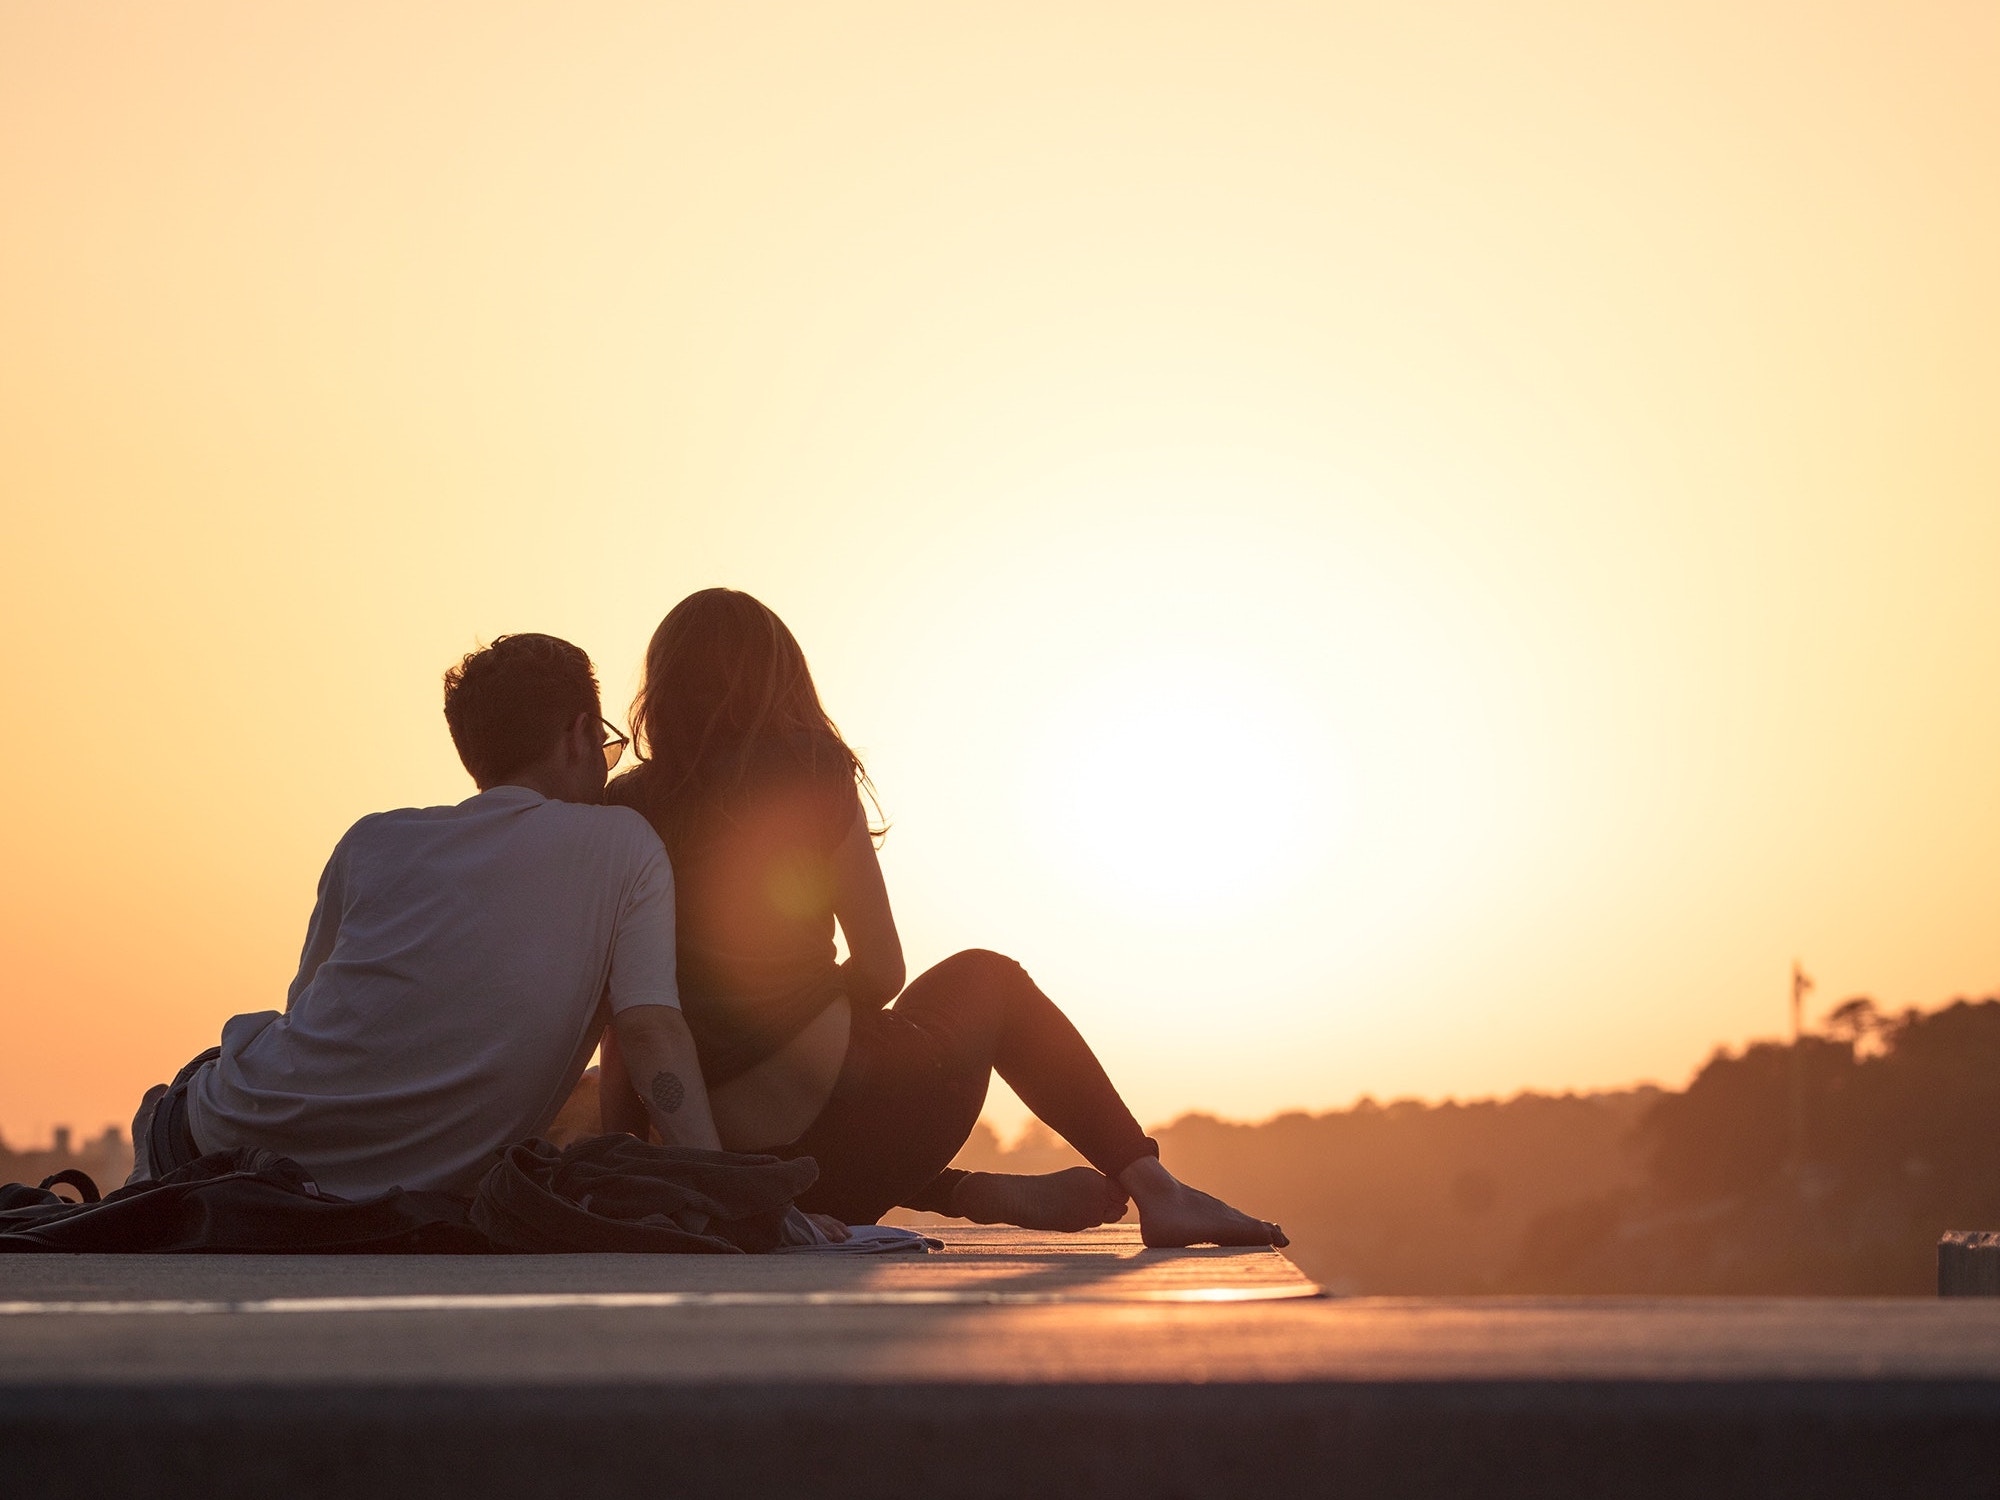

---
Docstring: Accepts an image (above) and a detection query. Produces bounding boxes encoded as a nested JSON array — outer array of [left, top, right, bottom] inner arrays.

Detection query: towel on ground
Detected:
[[774, 1221, 942, 1254]]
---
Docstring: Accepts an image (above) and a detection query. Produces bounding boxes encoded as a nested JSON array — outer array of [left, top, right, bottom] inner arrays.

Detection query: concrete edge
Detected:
[[5, 1378, 1999, 1499]]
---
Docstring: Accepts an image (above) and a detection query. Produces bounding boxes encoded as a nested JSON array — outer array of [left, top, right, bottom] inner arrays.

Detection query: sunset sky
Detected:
[[2, 2, 1995, 1145]]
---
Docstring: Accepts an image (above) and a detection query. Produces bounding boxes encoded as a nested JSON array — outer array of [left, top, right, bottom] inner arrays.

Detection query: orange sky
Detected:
[[2, 2, 1995, 1145]]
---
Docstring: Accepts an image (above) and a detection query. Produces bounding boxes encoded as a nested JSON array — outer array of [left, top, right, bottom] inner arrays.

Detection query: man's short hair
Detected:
[[443, 634, 600, 788]]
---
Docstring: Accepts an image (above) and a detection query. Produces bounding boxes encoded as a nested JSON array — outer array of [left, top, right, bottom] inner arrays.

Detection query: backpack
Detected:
[[0, 1149, 484, 1254]]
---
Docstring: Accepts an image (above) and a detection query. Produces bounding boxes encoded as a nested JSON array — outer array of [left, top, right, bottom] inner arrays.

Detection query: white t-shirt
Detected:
[[188, 786, 677, 1198]]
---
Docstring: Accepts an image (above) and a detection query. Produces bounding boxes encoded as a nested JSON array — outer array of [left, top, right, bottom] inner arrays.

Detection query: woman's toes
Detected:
[[1137, 1183, 1288, 1248]]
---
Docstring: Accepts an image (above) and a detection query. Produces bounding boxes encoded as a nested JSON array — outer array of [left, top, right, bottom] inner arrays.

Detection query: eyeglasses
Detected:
[[601, 718, 629, 773]]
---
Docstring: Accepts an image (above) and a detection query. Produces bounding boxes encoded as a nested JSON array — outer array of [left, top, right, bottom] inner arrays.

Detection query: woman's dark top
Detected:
[[606, 735, 862, 1087]]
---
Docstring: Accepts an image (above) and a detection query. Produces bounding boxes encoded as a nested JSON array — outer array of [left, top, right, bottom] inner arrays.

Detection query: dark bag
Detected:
[[0, 1148, 484, 1254], [469, 1135, 819, 1254], [0, 1137, 817, 1255]]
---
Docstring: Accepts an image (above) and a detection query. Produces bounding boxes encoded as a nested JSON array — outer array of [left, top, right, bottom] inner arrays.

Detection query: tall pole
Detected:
[[1788, 960, 1813, 1178]]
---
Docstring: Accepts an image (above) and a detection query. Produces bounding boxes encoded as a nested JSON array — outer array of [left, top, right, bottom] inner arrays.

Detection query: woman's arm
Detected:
[[830, 807, 905, 1008]]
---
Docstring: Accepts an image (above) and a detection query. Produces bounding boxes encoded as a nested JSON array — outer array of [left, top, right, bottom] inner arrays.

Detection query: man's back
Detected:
[[188, 786, 675, 1197]]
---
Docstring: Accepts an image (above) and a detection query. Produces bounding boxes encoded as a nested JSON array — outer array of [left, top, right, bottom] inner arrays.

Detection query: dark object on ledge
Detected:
[[1937, 1231, 2000, 1295]]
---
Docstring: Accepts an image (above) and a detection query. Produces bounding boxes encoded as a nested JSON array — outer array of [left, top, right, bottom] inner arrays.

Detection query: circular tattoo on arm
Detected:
[[649, 1071, 686, 1115]]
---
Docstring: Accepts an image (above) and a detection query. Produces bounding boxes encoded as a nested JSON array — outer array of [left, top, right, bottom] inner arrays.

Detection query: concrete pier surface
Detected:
[[4, 1227, 1998, 1498]]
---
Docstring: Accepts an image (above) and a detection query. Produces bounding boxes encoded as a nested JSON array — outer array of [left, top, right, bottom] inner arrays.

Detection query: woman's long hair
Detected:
[[626, 588, 881, 847]]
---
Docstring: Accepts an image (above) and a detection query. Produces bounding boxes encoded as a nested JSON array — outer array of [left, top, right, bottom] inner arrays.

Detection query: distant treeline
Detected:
[[934, 995, 2000, 1295], [0, 1126, 130, 1197]]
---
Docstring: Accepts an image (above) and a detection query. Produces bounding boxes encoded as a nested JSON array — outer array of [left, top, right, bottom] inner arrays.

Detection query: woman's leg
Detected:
[[783, 999, 989, 1224], [801, 950, 1286, 1245], [785, 951, 1134, 1226], [886, 950, 1159, 1180], [899, 953, 1286, 1245]]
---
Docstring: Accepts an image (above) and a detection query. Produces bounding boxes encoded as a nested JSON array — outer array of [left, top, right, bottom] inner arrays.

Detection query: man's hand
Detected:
[[609, 1004, 723, 1151], [806, 1212, 852, 1243], [782, 1206, 853, 1244]]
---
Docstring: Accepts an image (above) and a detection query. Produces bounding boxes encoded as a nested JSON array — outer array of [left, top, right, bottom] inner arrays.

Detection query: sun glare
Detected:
[[1029, 656, 1338, 919]]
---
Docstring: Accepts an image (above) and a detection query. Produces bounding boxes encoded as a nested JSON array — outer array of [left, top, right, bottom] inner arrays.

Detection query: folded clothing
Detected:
[[470, 1135, 820, 1254]]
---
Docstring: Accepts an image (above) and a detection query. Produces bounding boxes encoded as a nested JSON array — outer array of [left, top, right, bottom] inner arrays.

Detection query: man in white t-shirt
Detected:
[[130, 633, 727, 1199]]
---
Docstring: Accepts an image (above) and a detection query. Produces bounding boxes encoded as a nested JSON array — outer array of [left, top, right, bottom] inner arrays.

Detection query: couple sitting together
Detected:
[[132, 588, 1284, 1250]]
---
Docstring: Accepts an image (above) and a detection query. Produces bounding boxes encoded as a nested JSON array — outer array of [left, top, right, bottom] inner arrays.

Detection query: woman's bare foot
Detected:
[[949, 1168, 1130, 1232], [1119, 1157, 1288, 1248]]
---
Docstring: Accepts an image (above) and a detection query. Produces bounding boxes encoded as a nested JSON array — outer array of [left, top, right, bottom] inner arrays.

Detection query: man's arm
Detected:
[[609, 1004, 722, 1150], [598, 829, 709, 1143]]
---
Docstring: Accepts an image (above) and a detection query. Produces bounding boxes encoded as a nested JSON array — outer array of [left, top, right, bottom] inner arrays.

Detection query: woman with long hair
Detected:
[[599, 588, 1284, 1246]]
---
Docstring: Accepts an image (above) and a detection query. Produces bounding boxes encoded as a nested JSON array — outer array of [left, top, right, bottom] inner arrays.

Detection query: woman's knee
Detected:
[[914, 949, 1031, 1015], [934, 949, 1023, 986], [893, 949, 1027, 1048]]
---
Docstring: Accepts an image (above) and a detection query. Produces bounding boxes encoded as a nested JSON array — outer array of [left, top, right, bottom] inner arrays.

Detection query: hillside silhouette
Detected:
[[1504, 996, 2000, 1294]]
